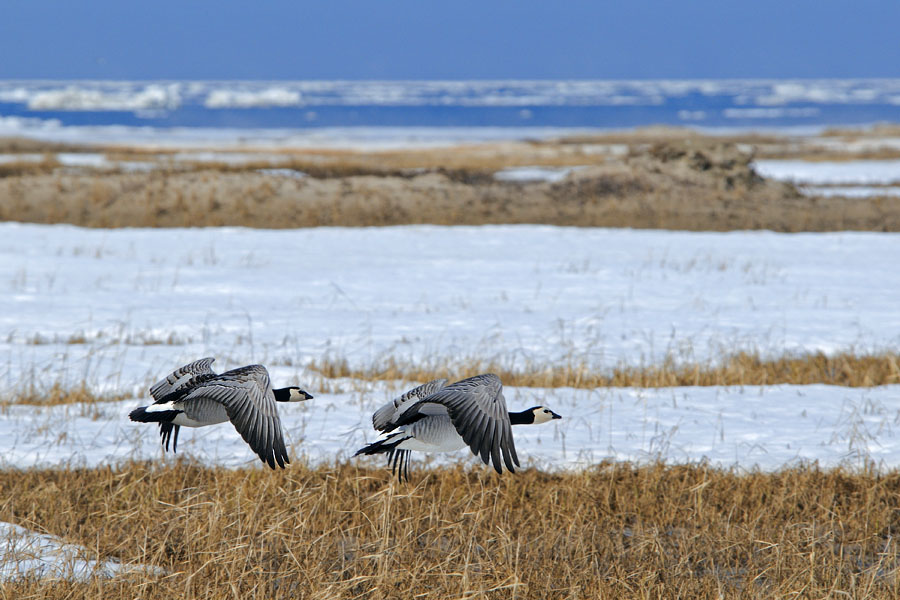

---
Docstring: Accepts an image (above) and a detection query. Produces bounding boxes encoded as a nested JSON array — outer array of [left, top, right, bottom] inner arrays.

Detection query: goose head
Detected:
[[510, 406, 562, 425], [530, 406, 562, 424], [274, 387, 314, 402]]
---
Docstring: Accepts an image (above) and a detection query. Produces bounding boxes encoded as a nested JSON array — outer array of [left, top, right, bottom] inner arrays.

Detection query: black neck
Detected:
[[273, 387, 292, 402], [508, 409, 534, 425]]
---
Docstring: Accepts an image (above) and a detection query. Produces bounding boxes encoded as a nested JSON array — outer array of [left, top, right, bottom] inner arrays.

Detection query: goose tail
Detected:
[[353, 432, 409, 457], [354, 434, 413, 482], [129, 405, 178, 423]]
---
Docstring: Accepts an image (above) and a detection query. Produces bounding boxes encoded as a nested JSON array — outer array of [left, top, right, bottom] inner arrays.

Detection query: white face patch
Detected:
[[289, 388, 309, 402], [532, 407, 555, 424]]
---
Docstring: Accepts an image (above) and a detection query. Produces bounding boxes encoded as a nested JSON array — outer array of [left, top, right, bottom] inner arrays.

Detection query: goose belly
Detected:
[[398, 417, 467, 453], [171, 412, 228, 428], [167, 399, 229, 428]]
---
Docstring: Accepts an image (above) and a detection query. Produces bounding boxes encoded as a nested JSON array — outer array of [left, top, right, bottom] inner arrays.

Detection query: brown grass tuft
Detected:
[[2, 461, 900, 598], [0, 154, 60, 178], [1, 383, 125, 407]]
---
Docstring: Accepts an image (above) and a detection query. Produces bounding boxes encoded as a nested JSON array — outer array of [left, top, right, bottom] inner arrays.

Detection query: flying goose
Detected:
[[354, 373, 561, 481], [129, 357, 313, 469]]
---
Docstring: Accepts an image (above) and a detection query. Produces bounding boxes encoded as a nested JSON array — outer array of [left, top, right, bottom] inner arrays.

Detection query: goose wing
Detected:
[[149, 357, 217, 400], [174, 364, 290, 469], [372, 378, 448, 432], [400, 373, 519, 474]]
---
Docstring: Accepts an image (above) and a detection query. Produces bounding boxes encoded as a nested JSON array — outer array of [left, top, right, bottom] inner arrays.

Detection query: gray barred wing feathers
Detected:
[[373, 378, 448, 432], [149, 357, 217, 400]]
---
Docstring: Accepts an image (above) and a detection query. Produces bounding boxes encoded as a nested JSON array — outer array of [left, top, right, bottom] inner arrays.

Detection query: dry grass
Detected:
[[0, 383, 127, 407], [310, 351, 900, 390], [1, 351, 896, 408], [0, 154, 60, 178], [2, 461, 900, 598], [821, 123, 900, 138], [6, 153, 890, 232], [3, 135, 900, 230], [0, 137, 92, 154]]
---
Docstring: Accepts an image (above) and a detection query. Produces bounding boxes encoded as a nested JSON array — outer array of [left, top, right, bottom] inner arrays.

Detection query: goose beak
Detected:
[[302, 391, 314, 401], [550, 410, 562, 419]]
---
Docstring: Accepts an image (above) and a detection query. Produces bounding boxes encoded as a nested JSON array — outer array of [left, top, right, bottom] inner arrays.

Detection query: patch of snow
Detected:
[[56, 153, 113, 168], [493, 166, 584, 183], [116, 160, 161, 172], [172, 151, 289, 164], [256, 168, 307, 179], [800, 185, 900, 198], [811, 137, 900, 154], [0, 521, 165, 581], [754, 159, 900, 184]]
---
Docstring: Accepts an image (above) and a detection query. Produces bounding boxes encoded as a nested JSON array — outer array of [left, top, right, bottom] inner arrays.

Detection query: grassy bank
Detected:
[[3, 136, 900, 231]]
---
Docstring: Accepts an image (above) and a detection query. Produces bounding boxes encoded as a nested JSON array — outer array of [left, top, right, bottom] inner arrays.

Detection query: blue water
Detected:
[[2, 80, 899, 144]]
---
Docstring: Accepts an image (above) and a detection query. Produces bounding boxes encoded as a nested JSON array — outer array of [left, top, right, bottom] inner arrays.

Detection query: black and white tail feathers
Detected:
[[353, 433, 413, 482], [129, 406, 181, 453]]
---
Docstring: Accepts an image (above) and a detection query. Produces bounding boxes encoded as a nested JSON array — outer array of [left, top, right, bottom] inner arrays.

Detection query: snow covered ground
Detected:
[[2, 223, 897, 397], [1, 382, 898, 472], [0, 222, 898, 474]]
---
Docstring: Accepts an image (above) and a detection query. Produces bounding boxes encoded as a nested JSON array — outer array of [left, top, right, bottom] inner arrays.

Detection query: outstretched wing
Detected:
[[372, 378, 448, 432], [399, 374, 519, 474], [173, 365, 290, 469], [149, 357, 217, 400]]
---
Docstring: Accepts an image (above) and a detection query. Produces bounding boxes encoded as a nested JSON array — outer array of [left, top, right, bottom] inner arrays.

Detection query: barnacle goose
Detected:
[[129, 357, 313, 469], [354, 373, 561, 481]]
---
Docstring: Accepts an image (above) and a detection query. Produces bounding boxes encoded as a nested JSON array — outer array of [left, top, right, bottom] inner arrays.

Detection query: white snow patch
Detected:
[[755, 159, 900, 184], [56, 153, 113, 168], [257, 168, 307, 179], [800, 185, 900, 198], [493, 166, 584, 183], [0, 521, 165, 581], [172, 151, 290, 164]]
